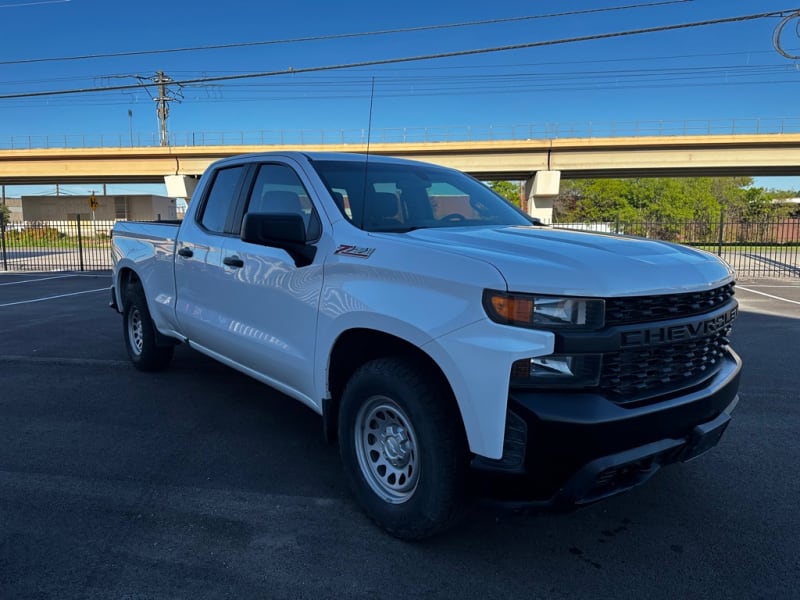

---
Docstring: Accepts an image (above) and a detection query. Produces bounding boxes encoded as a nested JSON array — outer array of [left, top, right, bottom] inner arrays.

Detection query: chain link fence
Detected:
[[1, 216, 798, 278]]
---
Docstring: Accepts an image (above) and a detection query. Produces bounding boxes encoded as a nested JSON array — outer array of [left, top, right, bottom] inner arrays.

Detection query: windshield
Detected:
[[311, 159, 533, 232]]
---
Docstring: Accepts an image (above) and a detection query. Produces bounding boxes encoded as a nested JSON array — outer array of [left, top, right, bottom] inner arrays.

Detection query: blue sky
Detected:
[[2, 0, 800, 194]]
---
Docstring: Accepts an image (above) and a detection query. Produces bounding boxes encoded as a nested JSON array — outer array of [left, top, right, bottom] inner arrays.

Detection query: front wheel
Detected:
[[338, 357, 468, 540], [122, 283, 174, 371]]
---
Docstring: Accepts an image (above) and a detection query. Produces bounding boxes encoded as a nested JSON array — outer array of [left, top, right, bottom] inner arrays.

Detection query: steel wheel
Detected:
[[353, 395, 420, 504], [127, 306, 144, 356], [339, 357, 468, 539], [122, 282, 174, 371]]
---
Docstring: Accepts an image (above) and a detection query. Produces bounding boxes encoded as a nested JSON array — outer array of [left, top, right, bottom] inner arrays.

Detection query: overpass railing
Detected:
[[4, 117, 800, 150], [1, 217, 797, 278]]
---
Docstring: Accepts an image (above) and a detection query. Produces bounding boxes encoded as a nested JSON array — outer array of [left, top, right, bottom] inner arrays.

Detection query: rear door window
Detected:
[[199, 166, 245, 233]]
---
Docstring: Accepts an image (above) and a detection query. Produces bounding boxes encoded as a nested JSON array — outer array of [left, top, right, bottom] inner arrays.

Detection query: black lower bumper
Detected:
[[470, 349, 742, 509]]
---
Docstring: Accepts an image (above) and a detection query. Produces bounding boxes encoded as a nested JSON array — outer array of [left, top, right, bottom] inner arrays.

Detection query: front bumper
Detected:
[[470, 348, 742, 508]]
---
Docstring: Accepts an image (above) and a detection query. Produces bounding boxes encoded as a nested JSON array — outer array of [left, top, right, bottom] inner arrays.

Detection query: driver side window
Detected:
[[243, 163, 321, 240]]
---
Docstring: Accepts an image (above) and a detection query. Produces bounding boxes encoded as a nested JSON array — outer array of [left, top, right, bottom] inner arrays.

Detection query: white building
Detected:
[[20, 194, 178, 222]]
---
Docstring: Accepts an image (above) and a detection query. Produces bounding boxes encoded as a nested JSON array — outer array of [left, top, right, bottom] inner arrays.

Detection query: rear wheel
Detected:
[[338, 357, 468, 540], [123, 283, 174, 371]]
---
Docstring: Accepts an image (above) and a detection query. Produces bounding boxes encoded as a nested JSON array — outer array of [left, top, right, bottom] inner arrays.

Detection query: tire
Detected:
[[338, 357, 468, 540], [122, 283, 174, 371]]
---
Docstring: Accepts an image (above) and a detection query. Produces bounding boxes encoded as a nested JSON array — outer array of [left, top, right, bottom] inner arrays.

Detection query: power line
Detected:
[[4, 46, 776, 89], [367, 47, 790, 73], [0, 7, 791, 102], [0, 0, 694, 67], [211, 63, 791, 85], [0, 0, 69, 8], [3, 60, 795, 108], [773, 9, 800, 58], [4, 39, 786, 93], [4, 66, 799, 114]]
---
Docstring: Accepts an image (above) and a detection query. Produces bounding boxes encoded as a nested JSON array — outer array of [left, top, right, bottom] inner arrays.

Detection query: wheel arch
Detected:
[[116, 267, 178, 348], [116, 267, 141, 308], [322, 328, 467, 448]]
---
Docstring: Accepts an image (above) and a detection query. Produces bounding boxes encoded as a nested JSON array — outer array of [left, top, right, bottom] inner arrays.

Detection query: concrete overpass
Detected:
[[3, 132, 800, 222], [4, 132, 800, 184]]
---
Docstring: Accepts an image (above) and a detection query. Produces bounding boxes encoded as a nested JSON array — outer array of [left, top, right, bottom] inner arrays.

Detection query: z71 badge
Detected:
[[334, 244, 375, 259]]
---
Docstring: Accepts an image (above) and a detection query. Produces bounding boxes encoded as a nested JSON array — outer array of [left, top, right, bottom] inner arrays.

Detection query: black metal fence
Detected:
[[0, 218, 114, 272], [1, 217, 798, 278], [554, 217, 800, 279]]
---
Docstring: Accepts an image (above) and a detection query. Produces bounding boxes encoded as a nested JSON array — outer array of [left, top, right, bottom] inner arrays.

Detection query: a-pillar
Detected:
[[524, 170, 561, 224]]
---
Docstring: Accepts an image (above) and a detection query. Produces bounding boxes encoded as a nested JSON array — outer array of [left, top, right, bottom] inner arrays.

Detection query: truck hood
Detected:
[[402, 226, 735, 297]]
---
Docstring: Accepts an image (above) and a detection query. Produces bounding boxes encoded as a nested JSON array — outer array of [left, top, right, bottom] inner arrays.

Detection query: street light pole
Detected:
[[128, 109, 133, 146]]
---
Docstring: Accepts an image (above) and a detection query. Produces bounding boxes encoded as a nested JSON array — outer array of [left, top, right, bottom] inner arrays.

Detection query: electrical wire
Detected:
[[0, 8, 792, 101], [773, 9, 800, 58], [162, 47, 782, 76], [1, 57, 788, 92], [0, 0, 694, 66], [4, 63, 795, 110], [0, 0, 69, 8]]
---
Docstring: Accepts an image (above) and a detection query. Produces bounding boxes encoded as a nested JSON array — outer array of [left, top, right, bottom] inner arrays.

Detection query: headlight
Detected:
[[511, 354, 602, 387], [483, 290, 605, 330]]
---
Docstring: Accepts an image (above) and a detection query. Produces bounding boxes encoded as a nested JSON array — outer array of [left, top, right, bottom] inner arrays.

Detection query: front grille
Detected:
[[600, 330, 731, 403], [605, 282, 735, 326], [510, 283, 737, 406]]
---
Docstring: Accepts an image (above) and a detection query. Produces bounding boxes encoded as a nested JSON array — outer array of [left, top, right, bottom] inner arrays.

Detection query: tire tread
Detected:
[[123, 283, 174, 372], [339, 356, 468, 541]]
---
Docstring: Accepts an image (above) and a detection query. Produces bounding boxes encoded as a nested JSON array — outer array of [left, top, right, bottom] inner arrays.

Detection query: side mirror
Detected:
[[241, 212, 306, 245], [240, 212, 316, 267]]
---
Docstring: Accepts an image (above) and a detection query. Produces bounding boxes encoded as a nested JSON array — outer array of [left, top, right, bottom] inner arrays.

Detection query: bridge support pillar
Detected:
[[524, 170, 560, 224], [164, 175, 199, 201]]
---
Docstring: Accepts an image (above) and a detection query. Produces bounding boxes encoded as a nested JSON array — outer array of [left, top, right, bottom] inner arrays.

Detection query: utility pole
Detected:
[[154, 71, 174, 147]]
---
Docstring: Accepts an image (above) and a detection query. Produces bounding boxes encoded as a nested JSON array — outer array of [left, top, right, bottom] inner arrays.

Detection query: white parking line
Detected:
[[0, 287, 109, 308], [737, 285, 800, 306], [0, 274, 103, 286], [0, 355, 129, 367], [737, 284, 800, 289]]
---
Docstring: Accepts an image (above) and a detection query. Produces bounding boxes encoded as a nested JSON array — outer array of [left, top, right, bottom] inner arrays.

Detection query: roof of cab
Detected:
[[208, 150, 439, 169]]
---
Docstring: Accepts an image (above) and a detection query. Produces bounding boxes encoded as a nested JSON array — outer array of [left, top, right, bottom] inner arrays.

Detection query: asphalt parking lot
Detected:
[[1, 272, 798, 599]]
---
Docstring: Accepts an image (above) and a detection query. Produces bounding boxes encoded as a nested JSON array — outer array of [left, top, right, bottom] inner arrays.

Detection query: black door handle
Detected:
[[223, 256, 244, 268], [177, 247, 194, 258]]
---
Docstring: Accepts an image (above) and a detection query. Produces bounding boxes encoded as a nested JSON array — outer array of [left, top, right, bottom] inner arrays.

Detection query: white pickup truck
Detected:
[[111, 151, 742, 539]]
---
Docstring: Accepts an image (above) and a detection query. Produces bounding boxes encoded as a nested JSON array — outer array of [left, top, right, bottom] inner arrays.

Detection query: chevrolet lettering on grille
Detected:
[[620, 306, 738, 348]]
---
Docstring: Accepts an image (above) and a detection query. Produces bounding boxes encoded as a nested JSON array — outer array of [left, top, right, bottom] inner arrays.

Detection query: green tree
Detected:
[[760, 189, 796, 219], [713, 177, 755, 220], [489, 180, 521, 206], [0, 203, 10, 229], [634, 179, 725, 239], [740, 187, 771, 222], [555, 179, 638, 223], [554, 177, 769, 240]]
